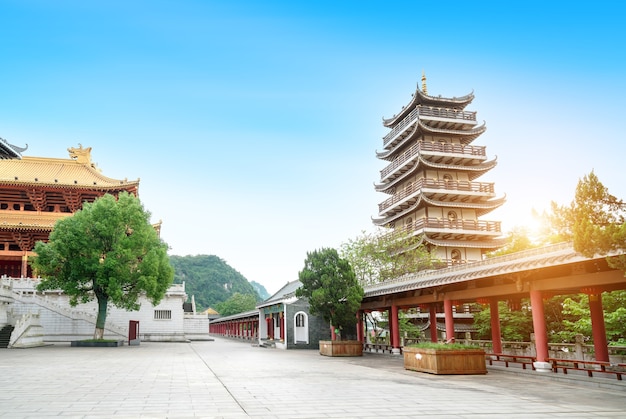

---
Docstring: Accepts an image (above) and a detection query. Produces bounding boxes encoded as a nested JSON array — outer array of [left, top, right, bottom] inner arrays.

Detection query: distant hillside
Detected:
[[250, 281, 270, 301], [169, 255, 260, 311]]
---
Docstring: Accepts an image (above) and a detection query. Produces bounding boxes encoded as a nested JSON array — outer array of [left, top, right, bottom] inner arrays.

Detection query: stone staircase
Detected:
[[0, 325, 14, 348], [259, 340, 276, 348]]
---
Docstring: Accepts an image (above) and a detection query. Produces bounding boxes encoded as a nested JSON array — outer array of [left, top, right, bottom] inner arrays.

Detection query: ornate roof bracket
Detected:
[[26, 188, 47, 212]]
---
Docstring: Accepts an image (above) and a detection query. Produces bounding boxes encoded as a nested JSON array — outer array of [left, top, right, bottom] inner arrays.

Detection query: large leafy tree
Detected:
[[32, 192, 174, 340], [215, 292, 257, 316], [550, 171, 626, 269], [340, 229, 436, 286], [296, 248, 364, 340]]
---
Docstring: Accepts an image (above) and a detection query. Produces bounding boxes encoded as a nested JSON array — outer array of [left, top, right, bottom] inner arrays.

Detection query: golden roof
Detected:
[[0, 145, 139, 190]]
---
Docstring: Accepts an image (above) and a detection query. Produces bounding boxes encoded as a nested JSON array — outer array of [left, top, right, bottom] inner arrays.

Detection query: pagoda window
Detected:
[[447, 211, 458, 223], [12, 204, 20, 210], [405, 217, 413, 233], [443, 174, 453, 182], [24, 204, 35, 211], [0, 203, 6, 210], [451, 249, 462, 264]]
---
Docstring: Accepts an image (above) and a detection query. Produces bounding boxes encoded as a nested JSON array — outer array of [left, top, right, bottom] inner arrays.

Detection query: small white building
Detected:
[[1, 276, 208, 347]]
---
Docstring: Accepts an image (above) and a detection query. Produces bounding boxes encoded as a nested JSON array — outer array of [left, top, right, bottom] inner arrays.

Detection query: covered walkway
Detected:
[[361, 242, 626, 368]]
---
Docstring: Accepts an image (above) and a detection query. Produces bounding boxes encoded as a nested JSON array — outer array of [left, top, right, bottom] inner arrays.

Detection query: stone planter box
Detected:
[[71, 340, 125, 347], [403, 346, 487, 374], [319, 340, 363, 357]]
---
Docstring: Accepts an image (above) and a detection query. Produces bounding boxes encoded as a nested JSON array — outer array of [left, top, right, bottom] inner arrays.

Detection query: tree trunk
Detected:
[[93, 328, 104, 340], [94, 295, 108, 340]]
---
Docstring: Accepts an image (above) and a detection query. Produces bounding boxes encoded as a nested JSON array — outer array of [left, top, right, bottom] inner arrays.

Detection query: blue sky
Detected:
[[2, 1, 625, 294]]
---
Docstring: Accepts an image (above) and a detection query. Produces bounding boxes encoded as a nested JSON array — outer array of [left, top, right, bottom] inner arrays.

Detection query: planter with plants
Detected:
[[403, 342, 487, 374], [296, 248, 365, 357]]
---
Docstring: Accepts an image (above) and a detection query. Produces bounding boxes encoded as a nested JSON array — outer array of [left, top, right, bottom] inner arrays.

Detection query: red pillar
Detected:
[[443, 299, 455, 343], [489, 298, 503, 354], [529, 289, 549, 363], [588, 292, 609, 362], [390, 305, 400, 350], [280, 313, 285, 341], [330, 325, 337, 341], [356, 311, 364, 342], [429, 305, 438, 342]]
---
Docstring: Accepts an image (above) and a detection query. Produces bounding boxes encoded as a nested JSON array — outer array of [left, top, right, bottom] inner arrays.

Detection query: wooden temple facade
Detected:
[[0, 140, 139, 278], [373, 74, 506, 265]]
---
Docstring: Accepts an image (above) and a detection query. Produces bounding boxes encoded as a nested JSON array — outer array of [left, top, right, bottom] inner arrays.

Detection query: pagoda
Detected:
[[373, 74, 505, 265], [0, 140, 139, 277]]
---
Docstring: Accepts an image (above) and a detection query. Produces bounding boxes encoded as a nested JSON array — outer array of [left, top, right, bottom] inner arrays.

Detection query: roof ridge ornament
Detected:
[[421, 71, 428, 95], [67, 144, 92, 165]]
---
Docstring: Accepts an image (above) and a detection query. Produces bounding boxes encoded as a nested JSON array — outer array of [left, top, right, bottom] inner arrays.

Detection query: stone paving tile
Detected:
[[1, 339, 626, 418]]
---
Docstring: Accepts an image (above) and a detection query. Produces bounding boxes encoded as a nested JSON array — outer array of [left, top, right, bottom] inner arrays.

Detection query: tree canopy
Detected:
[[296, 248, 364, 339], [215, 292, 257, 316], [340, 229, 436, 285], [32, 192, 174, 339]]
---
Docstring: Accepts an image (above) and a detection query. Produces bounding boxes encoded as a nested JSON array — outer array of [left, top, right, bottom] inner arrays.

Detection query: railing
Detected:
[[383, 106, 477, 147], [378, 178, 495, 212], [385, 218, 501, 240], [380, 141, 485, 179]]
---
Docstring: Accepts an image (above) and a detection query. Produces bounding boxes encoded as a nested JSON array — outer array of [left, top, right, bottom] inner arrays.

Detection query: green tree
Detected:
[[296, 248, 364, 340], [551, 171, 626, 270], [340, 229, 436, 286], [32, 192, 174, 340], [215, 292, 257, 316], [472, 301, 534, 341], [487, 226, 537, 257]]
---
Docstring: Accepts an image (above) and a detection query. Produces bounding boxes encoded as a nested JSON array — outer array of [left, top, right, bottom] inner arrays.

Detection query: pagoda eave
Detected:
[[423, 235, 508, 249], [383, 88, 475, 127]]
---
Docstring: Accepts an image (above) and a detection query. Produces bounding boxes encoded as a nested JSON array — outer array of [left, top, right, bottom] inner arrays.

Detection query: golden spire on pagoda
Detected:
[[421, 71, 428, 95]]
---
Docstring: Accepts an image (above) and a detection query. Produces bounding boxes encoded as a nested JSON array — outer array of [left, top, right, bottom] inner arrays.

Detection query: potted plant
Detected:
[[296, 248, 364, 356], [403, 342, 487, 374]]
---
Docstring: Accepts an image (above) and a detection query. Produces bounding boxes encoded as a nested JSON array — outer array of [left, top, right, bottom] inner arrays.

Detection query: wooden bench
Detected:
[[486, 353, 536, 370], [546, 358, 626, 380]]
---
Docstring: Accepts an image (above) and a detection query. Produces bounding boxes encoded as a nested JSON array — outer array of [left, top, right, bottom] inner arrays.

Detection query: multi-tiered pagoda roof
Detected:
[[373, 76, 506, 264]]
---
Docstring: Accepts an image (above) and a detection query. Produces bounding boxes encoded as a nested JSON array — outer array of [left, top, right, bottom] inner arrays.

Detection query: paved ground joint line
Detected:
[[188, 341, 249, 417]]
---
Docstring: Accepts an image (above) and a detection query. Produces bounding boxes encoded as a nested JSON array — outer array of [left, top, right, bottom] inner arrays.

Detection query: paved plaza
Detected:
[[1, 338, 625, 418]]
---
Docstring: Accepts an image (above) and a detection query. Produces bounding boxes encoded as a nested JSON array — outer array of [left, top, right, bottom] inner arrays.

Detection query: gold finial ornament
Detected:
[[67, 144, 92, 164], [421, 71, 428, 95]]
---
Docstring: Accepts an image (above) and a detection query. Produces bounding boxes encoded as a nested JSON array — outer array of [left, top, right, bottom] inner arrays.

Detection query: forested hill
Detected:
[[169, 255, 269, 311]]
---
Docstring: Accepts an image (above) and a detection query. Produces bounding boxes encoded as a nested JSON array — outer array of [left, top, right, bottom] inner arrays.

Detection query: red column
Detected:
[[280, 313, 285, 341], [330, 325, 337, 341], [489, 298, 503, 354], [390, 305, 400, 350], [356, 311, 364, 342], [429, 305, 438, 342], [443, 299, 455, 343], [529, 289, 549, 363], [588, 292, 609, 362]]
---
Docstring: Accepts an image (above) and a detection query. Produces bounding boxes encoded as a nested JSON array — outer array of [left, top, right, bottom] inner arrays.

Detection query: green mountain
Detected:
[[169, 254, 260, 311], [250, 280, 270, 300]]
